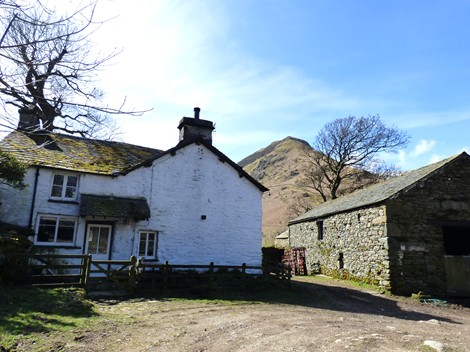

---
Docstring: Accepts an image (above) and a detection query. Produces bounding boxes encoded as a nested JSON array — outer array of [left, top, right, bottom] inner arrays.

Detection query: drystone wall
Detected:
[[289, 204, 391, 289], [386, 156, 470, 296]]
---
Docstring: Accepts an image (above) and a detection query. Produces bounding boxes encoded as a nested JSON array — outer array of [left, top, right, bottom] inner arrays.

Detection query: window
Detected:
[[317, 221, 324, 240], [51, 174, 78, 200], [86, 224, 112, 256], [138, 231, 158, 259], [443, 225, 470, 255], [36, 215, 76, 245]]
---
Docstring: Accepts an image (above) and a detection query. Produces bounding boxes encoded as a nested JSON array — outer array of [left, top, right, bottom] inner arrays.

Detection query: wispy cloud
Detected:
[[411, 139, 437, 157]]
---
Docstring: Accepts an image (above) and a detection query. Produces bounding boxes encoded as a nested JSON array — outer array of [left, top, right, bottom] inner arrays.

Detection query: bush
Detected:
[[0, 226, 33, 284]]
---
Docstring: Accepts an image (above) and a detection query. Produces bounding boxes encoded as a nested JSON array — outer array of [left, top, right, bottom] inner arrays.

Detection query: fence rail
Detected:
[[2, 254, 291, 294]]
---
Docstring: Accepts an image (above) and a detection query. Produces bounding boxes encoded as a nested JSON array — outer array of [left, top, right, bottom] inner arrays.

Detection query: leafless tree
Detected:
[[0, 0, 146, 139], [302, 115, 409, 202]]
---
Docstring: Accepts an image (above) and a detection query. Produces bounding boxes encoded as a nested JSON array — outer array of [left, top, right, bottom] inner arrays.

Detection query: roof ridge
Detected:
[[289, 151, 469, 224]]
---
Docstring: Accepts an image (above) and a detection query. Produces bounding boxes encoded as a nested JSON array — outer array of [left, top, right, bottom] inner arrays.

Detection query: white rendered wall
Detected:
[[0, 143, 263, 266], [144, 144, 263, 266]]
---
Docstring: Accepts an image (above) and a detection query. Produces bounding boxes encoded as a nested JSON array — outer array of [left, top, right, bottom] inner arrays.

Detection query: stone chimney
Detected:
[[17, 107, 40, 132], [177, 107, 215, 144]]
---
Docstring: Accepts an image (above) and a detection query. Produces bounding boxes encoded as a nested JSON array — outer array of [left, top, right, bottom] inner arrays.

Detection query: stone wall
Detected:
[[289, 204, 391, 289], [289, 154, 470, 296], [386, 155, 470, 296]]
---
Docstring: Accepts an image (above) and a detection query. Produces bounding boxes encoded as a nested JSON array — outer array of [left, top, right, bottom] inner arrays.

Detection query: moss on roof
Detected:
[[80, 194, 150, 220], [290, 152, 470, 224], [0, 130, 162, 175]]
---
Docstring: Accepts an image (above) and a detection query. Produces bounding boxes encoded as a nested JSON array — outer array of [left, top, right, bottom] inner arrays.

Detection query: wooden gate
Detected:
[[86, 256, 137, 294], [283, 247, 307, 276], [445, 256, 470, 296]]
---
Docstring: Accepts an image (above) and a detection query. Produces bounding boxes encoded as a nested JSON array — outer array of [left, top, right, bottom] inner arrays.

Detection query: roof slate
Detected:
[[290, 152, 470, 224], [0, 130, 162, 175], [0, 130, 269, 192], [80, 194, 150, 220]]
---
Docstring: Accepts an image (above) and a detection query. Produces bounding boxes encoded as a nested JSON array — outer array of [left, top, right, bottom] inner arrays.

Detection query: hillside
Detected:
[[241, 137, 379, 247], [240, 137, 323, 247]]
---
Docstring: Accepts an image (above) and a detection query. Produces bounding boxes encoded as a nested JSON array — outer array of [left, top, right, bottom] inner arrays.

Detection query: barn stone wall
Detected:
[[289, 205, 391, 289], [386, 155, 470, 296], [289, 154, 470, 297]]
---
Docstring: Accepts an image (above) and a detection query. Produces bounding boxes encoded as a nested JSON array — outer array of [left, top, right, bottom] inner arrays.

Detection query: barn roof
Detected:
[[289, 152, 470, 225]]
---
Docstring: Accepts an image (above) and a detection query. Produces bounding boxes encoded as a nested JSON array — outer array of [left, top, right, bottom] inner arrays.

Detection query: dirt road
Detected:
[[25, 277, 470, 351]]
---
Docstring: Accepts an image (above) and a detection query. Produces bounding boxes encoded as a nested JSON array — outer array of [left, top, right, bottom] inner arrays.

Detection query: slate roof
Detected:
[[80, 194, 150, 220], [290, 152, 470, 225], [0, 130, 162, 176], [0, 130, 269, 192]]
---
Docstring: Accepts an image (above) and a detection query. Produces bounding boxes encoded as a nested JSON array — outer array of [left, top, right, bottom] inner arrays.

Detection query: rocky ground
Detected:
[[17, 276, 470, 352]]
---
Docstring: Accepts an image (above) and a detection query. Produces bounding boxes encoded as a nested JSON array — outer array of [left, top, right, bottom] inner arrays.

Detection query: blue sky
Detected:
[[79, 1, 470, 170]]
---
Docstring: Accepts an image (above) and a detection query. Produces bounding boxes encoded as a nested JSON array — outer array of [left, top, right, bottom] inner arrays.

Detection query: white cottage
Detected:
[[0, 108, 267, 266]]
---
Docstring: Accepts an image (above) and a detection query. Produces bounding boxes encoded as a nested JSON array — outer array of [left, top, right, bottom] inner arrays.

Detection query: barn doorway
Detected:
[[443, 224, 470, 296]]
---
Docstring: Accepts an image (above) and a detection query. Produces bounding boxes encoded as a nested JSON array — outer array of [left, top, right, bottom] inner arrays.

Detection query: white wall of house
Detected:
[[145, 144, 263, 266], [0, 143, 263, 266]]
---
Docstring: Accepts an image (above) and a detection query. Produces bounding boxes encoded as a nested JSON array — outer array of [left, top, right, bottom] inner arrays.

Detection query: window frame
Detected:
[[50, 174, 79, 201], [137, 231, 159, 260], [35, 214, 77, 246]]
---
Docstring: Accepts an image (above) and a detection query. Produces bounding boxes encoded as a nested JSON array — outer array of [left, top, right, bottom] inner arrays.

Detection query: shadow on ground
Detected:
[[93, 276, 463, 324]]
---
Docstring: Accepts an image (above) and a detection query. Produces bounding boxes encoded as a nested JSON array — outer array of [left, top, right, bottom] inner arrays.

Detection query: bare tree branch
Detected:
[[0, 0, 150, 139], [300, 115, 409, 201]]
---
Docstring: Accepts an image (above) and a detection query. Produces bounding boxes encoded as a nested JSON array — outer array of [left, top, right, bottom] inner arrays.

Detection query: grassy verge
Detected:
[[0, 286, 99, 351]]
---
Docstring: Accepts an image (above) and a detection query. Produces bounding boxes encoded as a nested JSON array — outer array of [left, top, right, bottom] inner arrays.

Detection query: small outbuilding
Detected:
[[288, 152, 470, 296]]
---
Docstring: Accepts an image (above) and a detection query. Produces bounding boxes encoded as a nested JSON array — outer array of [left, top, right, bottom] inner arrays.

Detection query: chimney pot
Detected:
[[194, 107, 200, 119]]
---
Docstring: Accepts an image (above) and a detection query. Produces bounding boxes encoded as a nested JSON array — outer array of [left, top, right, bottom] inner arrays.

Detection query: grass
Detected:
[[0, 279, 292, 351], [0, 286, 99, 351], [0, 276, 387, 351]]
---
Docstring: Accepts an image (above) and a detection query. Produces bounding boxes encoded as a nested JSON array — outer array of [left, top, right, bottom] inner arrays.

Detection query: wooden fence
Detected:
[[3, 254, 291, 294]]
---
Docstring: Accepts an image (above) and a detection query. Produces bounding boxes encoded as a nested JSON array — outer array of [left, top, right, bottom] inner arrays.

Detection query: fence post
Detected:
[[209, 262, 214, 290], [79, 255, 88, 287], [84, 254, 92, 290], [163, 261, 169, 291], [127, 256, 137, 294]]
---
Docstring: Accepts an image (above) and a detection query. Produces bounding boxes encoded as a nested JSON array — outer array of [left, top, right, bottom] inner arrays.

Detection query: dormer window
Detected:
[[51, 174, 78, 200]]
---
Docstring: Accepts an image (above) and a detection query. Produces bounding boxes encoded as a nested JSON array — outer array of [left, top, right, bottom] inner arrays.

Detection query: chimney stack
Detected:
[[178, 107, 215, 145], [17, 107, 40, 132]]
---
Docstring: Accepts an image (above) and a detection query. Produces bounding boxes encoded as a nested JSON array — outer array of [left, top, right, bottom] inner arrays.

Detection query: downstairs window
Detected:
[[138, 231, 158, 260], [36, 215, 77, 245]]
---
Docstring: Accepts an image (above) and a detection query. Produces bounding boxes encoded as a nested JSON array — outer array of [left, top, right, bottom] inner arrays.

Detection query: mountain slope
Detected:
[[241, 137, 388, 247], [240, 137, 323, 246]]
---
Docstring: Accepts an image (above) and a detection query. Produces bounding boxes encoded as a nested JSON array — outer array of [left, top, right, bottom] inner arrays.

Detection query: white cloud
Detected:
[[86, 0, 364, 159], [411, 139, 437, 157], [428, 154, 443, 164]]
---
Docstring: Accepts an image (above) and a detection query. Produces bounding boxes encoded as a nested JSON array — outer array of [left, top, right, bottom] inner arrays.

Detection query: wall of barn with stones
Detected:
[[289, 205, 390, 288], [385, 157, 470, 296]]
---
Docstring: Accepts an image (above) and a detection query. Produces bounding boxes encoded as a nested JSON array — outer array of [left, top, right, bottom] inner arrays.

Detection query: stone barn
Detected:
[[288, 152, 470, 297]]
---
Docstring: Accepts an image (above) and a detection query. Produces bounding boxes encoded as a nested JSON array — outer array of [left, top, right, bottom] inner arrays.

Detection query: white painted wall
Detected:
[[0, 143, 263, 266]]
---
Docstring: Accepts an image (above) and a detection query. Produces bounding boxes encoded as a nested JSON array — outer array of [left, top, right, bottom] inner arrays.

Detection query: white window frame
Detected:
[[137, 231, 158, 260], [35, 215, 77, 246], [50, 174, 79, 201]]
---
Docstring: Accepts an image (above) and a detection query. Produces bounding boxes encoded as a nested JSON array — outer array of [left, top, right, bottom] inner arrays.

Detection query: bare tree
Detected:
[[303, 115, 409, 202], [0, 1, 145, 139]]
